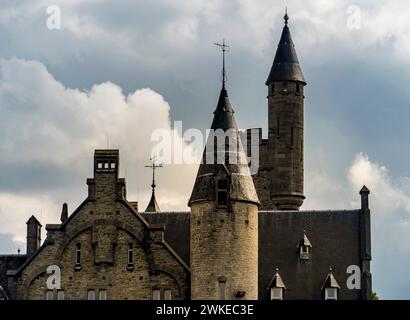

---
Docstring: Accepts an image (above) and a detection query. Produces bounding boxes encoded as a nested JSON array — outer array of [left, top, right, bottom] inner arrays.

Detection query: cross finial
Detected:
[[144, 156, 163, 194], [284, 7, 289, 24], [214, 39, 230, 89]]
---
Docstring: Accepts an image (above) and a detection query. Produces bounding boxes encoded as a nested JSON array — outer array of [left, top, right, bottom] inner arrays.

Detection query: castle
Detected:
[[0, 14, 372, 300]]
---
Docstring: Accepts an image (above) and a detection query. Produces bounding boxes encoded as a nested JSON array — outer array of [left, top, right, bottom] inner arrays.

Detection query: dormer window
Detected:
[[282, 82, 288, 92], [267, 268, 286, 300], [325, 288, 338, 300], [298, 231, 312, 260], [321, 268, 341, 300], [217, 179, 228, 206]]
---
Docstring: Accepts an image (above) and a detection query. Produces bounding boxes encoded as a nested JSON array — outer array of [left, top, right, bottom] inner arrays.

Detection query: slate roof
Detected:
[[143, 209, 363, 300], [266, 14, 305, 84], [188, 86, 259, 206], [0, 255, 27, 298]]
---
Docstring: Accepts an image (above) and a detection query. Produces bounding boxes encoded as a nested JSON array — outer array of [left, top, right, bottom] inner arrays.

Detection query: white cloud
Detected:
[[0, 58, 198, 248]]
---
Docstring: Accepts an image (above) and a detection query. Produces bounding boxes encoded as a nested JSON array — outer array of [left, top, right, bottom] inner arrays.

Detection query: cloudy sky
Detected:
[[1, 0, 410, 299]]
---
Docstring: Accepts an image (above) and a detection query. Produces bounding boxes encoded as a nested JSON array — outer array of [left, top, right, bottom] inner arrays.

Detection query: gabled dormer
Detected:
[[267, 268, 286, 300], [298, 230, 312, 260], [321, 268, 341, 300]]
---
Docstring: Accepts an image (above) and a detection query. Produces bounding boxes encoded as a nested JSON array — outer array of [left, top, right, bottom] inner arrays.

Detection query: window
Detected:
[[270, 287, 283, 300], [128, 243, 134, 265], [271, 83, 275, 94], [110, 161, 116, 169], [299, 246, 310, 260], [104, 162, 109, 169], [99, 290, 107, 300], [97, 162, 103, 169], [276, 117, 280, 136], [46, 290, 54, 300], [283, 82, 288, 92], [87, 289, 96, 300], [152, 289, 161, 300], [164, 290, 172, 300], [290, 127, 294, 147], [217, 180, 228, 206], [325, 288, 338, 300], [218, 281, 226, 300], [57, 290, 65, 300], [75, 243, 81, 266], [296, 83, 300, 94]]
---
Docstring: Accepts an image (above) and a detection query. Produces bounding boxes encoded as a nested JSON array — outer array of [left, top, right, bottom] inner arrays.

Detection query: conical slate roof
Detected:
[[266, 14, 305, 84], [188, 87, 259, 206], [321, 269, 341, 289], [145, 192, 160, 213], [267, 269, 286, 289]]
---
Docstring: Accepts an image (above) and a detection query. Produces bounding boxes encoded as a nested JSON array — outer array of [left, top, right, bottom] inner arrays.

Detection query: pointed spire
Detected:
[[60, 203, 68, 222], [144, 157, 162, 213], [188, 42, 259, 207], [266, 10, 305, 84]]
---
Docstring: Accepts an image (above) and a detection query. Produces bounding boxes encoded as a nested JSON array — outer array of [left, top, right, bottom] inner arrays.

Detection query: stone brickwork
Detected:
[[9, 150, 189, 300], [190, 201, 258, 300]]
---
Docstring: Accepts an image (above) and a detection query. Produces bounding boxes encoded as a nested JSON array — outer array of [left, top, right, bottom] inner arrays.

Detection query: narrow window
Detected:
[[110, 161, 116, 169], [300, 140, 303, 161], [218, 280, 226, 300], [290, 127, 294, 147], [270, 287, 283, 300], [99, 290, 107, 300], [271, 83, 275, 94], [296, 83, 300, 94], [164, 290, 172, 300], [276, 117, 280, 136], [128, 243, 134, 265], [104, 162, 109, 169], [87, 290, 95, 300], [57, 290, 64, 300], [152, 289, 161, 300], [283, 82, 288, 92], [75, 243, 81, 266], [45, 290, 54, 300], [325, 288, 338, 300], [217, 180, 228, 206]]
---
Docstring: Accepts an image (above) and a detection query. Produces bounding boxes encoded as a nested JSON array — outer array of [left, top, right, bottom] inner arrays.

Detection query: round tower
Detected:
[[189, 44, 260, 299], [265, 13, 306, 210]]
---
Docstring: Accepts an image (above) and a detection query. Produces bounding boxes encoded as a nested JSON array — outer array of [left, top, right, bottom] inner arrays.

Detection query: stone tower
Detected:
[[189, 47, 260, 299], [265, 13, 306, 210]]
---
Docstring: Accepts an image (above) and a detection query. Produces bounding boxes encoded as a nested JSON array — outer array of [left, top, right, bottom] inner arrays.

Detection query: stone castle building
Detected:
[[0, 15, 372, 300]]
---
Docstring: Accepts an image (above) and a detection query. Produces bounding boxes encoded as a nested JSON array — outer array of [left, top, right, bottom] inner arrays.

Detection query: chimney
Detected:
[[26, 215, 42, 259]]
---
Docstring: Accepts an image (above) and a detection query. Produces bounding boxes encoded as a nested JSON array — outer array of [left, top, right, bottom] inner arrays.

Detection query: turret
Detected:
[[189, 41, 260, 300], [266, 12, 306, 210]]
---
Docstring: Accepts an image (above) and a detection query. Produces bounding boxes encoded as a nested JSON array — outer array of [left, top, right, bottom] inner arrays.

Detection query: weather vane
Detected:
[[144, 156, 163, 194], [214, 39, 230, 88]]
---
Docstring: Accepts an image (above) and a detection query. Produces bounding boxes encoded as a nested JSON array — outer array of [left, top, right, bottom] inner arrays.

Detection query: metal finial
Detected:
[[214, 39, 230, 89], [17, 248, 20, 255], [144, 156, 163, 194], [275, 266, 279, 273], [284, 7, 289, 24], [329, 266, 333, 272]]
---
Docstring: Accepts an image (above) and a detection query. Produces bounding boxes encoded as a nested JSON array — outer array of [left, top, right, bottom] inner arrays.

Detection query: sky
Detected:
[[1, 0, 410, 299]]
